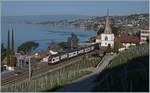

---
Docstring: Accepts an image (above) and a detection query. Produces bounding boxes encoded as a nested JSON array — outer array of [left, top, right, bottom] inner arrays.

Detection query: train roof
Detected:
[[49, 44, 97, 58], [49, 48, 83, 57]]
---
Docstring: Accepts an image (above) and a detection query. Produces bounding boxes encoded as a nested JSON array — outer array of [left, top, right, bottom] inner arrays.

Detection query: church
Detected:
[[96, 10, 114, 48], [96, 10, 141, 51]]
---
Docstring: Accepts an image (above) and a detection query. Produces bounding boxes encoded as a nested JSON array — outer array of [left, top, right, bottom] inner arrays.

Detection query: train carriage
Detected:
[[48, 43, 98, 64], [68, 51, 78, 58], [84, 47, 91, 53], [51, 56, 60, 63], [48, 54, 60, 64], [77, 48, 84, 54], [60, 53, 68, 60]]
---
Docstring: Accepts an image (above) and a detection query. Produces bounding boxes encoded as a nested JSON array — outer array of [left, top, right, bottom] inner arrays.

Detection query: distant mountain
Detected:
[[1, 15, 92, 24]]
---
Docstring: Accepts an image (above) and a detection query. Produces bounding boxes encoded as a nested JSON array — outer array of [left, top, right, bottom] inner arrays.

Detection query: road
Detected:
[[56, 53, 117, 92]]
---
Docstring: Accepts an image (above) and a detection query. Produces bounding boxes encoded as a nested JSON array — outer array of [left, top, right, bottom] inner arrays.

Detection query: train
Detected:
[[48, 43, 100, 64]]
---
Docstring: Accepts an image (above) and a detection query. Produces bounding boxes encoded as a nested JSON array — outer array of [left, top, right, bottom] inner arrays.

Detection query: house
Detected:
[[140, 29, 149, 44], [115, 35, 140, 50]]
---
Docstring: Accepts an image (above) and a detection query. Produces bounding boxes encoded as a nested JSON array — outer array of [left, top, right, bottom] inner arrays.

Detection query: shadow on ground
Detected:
[[46, 55, 149, 92], [93, 55, 149, 92]]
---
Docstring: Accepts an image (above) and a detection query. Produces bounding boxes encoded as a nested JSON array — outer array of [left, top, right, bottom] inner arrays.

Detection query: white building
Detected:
[[140, 29, 149, 44], [96, 10, 114, 47]]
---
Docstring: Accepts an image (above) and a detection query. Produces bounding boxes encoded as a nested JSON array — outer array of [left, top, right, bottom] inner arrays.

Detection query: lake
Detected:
[[1, 15, 96, 51]]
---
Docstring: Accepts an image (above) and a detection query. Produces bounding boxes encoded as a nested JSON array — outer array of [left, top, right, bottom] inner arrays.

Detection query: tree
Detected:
[[113, 43, 119, 53], [58, 42, 67, 49], [17, 41, 39, 54], [1, 43, 7, 61], [111, 25, 121, 36], [10, 28, 17, 67], [67, 32, 79, 49], [89, 36, 96, 43], [6, 30, 11, 66], [12, 28, 14, 54], [97, 28, 104, 35], [49, 42, 67, 52], [93, 23, 99, 31]]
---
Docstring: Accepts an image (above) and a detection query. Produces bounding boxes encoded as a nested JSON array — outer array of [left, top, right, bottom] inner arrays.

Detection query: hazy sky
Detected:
[[2, 1, 149, 16]]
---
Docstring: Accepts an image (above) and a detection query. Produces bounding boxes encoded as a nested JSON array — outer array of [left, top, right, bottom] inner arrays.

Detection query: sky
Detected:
[[1, 1, 149, 16]]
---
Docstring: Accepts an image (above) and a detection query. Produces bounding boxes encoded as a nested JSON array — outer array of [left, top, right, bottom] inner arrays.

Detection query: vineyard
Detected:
[[1, 52, 101, 92], [92, 44, 149, 92]]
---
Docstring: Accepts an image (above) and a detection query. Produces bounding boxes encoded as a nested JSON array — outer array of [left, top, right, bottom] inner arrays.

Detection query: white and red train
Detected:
[[48, 44, 99, 64]]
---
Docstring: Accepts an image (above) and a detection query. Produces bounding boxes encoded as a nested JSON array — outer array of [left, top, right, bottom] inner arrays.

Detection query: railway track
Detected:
[[2, 51, 97, 86], [2, 63, 57, 86], [1, 63, 46, 85]]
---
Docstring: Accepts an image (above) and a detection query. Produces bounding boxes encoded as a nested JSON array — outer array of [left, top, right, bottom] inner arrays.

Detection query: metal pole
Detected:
[[17, 57, 19, 67], [21, 59, 23, 68], [71, 39, 73, 50], [29, 56, 31, 80]]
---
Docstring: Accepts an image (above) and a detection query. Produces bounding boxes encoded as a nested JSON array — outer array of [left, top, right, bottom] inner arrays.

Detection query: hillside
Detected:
[[92, 44, 149, 92]]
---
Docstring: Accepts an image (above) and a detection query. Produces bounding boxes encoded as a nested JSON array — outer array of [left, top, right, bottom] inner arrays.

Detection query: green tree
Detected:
[[11, 28, 14, 54], [93, 23, 99, 31], [51, 44, 62, 52], [17, 41, 39, 54], [111, 25, 121, 36], [89, 36, 96, 43], [1, 43, 7, 61], [113, 43, 119, 53], [6, 30, 11, 66], [97, 28, 104, 35], [49, 42, 67, 52], [58, 42, 67, 49], [11, 28, 16, 67], [67, 32, 79, 49]]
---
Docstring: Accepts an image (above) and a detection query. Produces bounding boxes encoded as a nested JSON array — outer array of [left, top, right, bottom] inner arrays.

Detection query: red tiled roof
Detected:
[[38, 51, 49, 58], [115, 35, 140, 44]]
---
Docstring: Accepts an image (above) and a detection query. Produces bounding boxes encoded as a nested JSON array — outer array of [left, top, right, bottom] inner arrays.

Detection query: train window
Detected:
[[26, 61, 28, 64]]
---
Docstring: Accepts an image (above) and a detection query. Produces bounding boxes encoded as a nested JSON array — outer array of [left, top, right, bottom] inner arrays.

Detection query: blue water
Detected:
[[1, 16, 96, 51]]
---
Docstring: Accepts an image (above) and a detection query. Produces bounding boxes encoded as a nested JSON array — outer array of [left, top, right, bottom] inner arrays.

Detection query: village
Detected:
[[1, 10, 149, 72], [1, 9, 149, 92]]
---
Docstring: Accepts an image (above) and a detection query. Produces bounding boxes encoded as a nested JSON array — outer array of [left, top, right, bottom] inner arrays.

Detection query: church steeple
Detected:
[[104, 9, 112, 34]]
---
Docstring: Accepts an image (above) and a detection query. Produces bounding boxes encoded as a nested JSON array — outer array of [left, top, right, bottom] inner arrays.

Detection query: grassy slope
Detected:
[[93, 44, 149, 92], [44, 71, 92, 92]]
